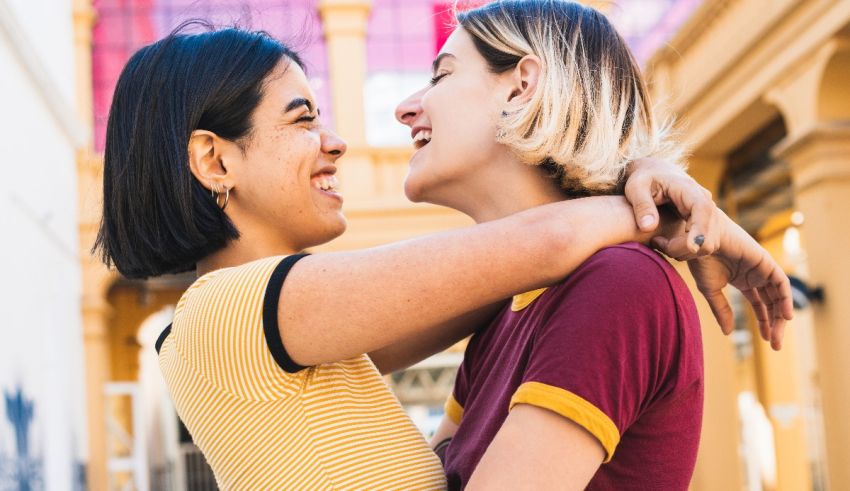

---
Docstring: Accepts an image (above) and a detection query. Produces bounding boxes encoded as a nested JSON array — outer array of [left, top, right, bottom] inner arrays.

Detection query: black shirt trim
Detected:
[[263, 253, 310, 373], [155, 324, 172, 355]]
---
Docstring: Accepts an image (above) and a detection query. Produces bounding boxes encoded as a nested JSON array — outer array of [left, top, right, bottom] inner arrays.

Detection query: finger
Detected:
[[763, 283, 786, 350], [772, 270, 795, 321], [659, 235, 696, 261], [684, 193, 716, 256], [624, 174, 660, 232], [703, 289, 735, 335], [771, 318, 786, 351], [741, 289, 770, 341], [760, 284, 780, 339]]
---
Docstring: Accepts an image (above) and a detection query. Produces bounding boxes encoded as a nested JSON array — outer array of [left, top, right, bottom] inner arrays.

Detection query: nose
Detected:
[[321, 128, 347, 158], [394, 86, 427, 126]]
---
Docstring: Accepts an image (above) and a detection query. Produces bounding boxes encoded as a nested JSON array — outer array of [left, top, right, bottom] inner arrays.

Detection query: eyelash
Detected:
[[297, 115, 317, 123], [430, 73, 448, 86]]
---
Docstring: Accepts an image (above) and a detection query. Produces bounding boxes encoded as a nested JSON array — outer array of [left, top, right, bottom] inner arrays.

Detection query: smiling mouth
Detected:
[[413, 129, 432, 150], [311, 173, 340, 193]]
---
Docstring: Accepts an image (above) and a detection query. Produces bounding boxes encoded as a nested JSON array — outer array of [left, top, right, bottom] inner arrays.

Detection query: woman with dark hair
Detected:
[[95, 23, 790, 489]]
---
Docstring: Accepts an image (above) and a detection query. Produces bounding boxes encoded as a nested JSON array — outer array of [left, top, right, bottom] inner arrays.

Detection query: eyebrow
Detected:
[[284, 97, 321, 116], [431, 53, 456, 74]]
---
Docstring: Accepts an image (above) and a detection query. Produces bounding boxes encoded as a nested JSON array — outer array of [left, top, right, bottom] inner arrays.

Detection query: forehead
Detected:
[[262, 60, 317, 109], [438, 27, 477, 60]]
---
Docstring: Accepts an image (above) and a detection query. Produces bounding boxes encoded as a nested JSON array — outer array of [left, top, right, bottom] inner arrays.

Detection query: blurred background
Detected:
[[1, 0, 848, 489]]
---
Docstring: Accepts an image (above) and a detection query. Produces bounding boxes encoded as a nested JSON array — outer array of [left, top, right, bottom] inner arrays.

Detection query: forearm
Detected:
[[283, 196, 645, 366], [369, 302, 501, 375]]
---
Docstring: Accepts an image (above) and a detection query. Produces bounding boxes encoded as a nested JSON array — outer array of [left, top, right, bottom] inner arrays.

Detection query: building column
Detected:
[[767, 35, 850, 489], [318, 0, 376, 201], [82, 297, 112, 491], [752, 212, 813, 491], [683, 156, 745, 491], [318, 0, 370, 146], [775, 124, 850, 489]]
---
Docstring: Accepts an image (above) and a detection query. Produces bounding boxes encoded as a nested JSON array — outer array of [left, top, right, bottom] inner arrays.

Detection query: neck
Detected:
[[195, 217, 302, 276], [434, 161, 568, 224]]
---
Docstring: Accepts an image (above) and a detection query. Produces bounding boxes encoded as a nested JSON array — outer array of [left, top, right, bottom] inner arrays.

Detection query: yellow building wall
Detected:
[[648, 0, 850, 489]]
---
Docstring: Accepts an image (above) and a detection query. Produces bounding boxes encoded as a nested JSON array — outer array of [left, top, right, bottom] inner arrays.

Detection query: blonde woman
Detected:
[[393, 1, 787, 489], [96, 17, 789, 490]]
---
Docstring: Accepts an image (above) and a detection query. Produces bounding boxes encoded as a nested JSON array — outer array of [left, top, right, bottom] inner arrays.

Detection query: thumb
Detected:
[[624, 177, 659, 232]]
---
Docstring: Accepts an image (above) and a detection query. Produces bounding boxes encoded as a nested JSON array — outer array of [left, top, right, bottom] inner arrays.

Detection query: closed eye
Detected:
[[429, 73, 449, 86], [296, 115, 317, 123]]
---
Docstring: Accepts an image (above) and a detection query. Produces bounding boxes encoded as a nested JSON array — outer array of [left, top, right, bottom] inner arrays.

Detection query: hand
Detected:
[[656, 211, 794, 350], [624, 158, 719, 257], [624, 158, 793, 350]]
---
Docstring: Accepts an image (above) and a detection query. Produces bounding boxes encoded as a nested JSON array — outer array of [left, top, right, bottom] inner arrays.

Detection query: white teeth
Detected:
[[313, 174, 338, 192], [413, 130, 432, 143]]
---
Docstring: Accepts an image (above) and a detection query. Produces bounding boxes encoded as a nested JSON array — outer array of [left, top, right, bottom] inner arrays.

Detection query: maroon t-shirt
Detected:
[[443, 243, 704, 490]]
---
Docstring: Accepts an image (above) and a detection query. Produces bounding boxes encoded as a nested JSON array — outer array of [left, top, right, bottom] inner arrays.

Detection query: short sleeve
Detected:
[[509, 247, 687, 462], [446, 360, 472, 425], [446, 317, 495, 425], [170, 254, 310, 401]]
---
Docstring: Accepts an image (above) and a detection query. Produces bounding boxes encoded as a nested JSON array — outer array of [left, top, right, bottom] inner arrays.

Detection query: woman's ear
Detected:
[[188, 130, 230, 191], [505, 54, 542, 107]]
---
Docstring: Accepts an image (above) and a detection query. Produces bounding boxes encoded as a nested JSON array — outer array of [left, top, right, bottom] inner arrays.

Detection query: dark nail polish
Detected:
[[694, 234, 705, 247]]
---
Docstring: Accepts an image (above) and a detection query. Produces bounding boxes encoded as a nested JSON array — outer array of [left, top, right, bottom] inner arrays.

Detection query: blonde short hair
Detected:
[[456, 0, 684, 196]]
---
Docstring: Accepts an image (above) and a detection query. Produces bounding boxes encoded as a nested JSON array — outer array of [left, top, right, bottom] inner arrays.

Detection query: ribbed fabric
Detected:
[[158, 255, 447, 490]]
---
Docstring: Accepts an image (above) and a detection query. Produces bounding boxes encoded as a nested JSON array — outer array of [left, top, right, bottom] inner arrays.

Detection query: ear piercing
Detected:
[[210, 183, 230, 210]]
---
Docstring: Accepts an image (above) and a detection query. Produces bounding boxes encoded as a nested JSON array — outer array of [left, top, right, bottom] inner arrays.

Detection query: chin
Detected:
[[325, 214, 347, 240], [303, 215, 347, 249], [403, 172, 431, 203]]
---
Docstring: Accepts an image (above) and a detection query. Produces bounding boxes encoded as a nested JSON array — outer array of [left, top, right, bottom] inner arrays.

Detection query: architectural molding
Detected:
[[318, 0, 372, 37], [650, 0, 735, 62], [764, 38, 846, 138], [773, 122, 850, 194], [647, 0, 850, 153]]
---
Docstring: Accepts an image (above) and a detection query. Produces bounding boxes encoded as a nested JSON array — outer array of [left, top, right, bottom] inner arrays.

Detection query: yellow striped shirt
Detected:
[[157, 255, 447, 490]]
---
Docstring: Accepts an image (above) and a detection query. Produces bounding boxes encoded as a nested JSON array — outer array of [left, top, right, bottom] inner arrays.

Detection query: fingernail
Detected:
[[693, 234, 705, 247], [640, 215, 655, 228]]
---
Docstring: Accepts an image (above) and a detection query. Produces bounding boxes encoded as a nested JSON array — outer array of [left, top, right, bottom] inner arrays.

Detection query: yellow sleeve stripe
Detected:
[[445, 394, 464, 425], [511, 287, 548, 311], [509, 381, 621, 463]]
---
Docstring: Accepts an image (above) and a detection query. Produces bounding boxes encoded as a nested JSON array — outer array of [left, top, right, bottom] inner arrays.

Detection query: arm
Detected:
[[431, 415, 459, 464], [370, 158, 791, 374], [281, 196, 646, 367], [369, 303, 500, 374], [373, 159, 792, 374], [467, 404, 603, 491]]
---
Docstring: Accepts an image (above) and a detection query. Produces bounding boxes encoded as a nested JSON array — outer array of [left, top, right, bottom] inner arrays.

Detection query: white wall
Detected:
[[0, 0, 86, 489]]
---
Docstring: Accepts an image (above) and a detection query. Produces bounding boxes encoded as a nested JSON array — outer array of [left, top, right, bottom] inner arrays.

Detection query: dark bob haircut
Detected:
[[94, 23, 302, 279]]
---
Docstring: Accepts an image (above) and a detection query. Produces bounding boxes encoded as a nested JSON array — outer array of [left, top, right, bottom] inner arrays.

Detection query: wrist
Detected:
[[715, 208, 735, 253], [583, 195, 643, 245]]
